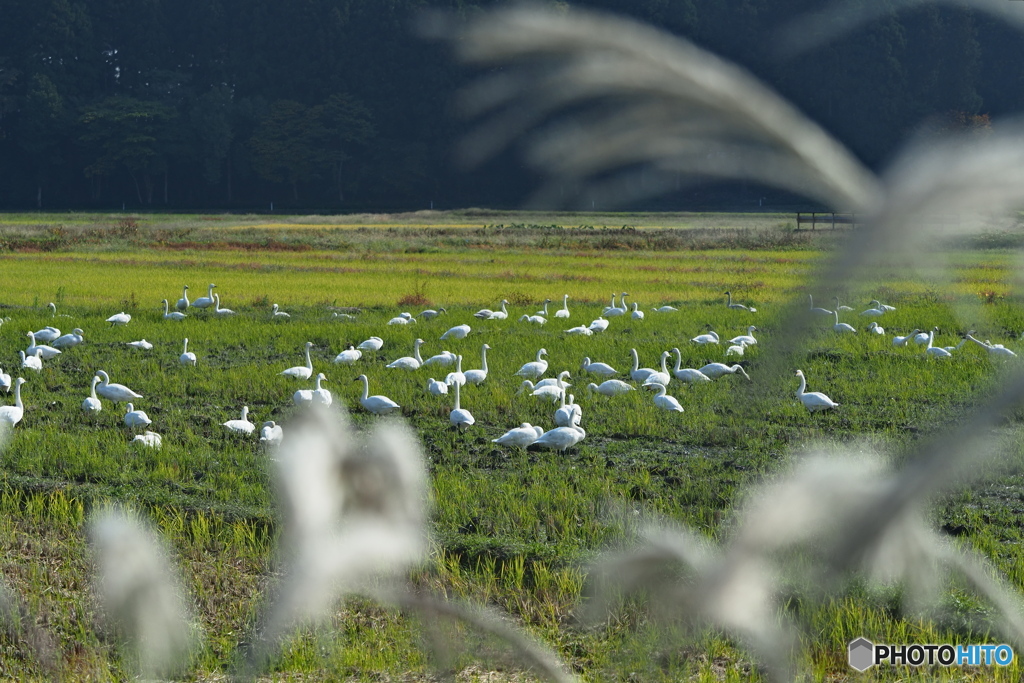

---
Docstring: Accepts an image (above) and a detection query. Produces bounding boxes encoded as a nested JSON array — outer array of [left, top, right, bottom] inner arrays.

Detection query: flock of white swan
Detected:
[[0, 287, 1016, 453]]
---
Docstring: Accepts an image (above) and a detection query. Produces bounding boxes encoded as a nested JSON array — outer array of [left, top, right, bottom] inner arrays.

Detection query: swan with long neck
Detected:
[[670, 348, 712, 383], [213, 293, 235, 317], [280, 342, 315, 379], [52, 328, 84, 349], [124, 402, 152, 429], [445, 355, 466, 387], [641, 351, 672, 387], [808, 295, 833, 316], [925, 329, 952, 358], [514, 348, 548, 379], [0, 378, 26, 426], [449, 380, 475, 430], [388, 338, 425, 370], [966, 334, 1018, 358], [698, 363, 750, 381], [725, 291, 756, 312], [223, 406, 255, 434], [464, 344, 491, 385], [355, 374, 400, 415], [554, 294, 571, 319], [162, 299, 187, 321], [94, 370, 142, 401], [794, 370, 838, 412], [893, 329, 921, 347], [82, 375, 102, 413], [176, 285, 190, 311], [19, 350, 42, 372], [629, 348, 658, 383], [192, 283, 217, 309], [647, 383, 684, 412], [832, 309, 856, 334], [179, 338, 197, 366], [26, 332, 61, 360], [728, 326, 758, 346]]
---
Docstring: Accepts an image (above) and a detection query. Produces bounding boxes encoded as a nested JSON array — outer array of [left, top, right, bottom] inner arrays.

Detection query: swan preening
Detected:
[[493, 423, 544, 448], [794, 370, 838, 412], [132, 431, 162, 449], [259, 421, 283, 446]]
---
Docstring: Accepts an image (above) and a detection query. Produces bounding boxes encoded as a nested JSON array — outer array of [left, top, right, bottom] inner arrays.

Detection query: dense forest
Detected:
[[0, 0, 1021, 212]]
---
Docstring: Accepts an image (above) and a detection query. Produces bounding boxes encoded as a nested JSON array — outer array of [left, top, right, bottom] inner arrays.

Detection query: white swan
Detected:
[[531, 382, 566, 404], [878, 301, 897, 311], [259, 421, 283, 447], [698, 363, 750, 381], [832, 297, 853, 312], [647, 383, 684, 412], [132, 431, 162, 449], [536, 299, 552, 316], [588, 317, 609, 332], [728, 326, 758, 346], [449, 381, 475, 430], [652, 305, 678, 313], [357, 336, 384, 351], [280, 341, 314, 379], [419, 308, 446, 320], [124, 402, 152, 429], [445, 355, 466, 387], [26, 332, 61, 360], [463, 344, 490, 385], [106, 312, 131, 326], [893, 329, 920, 347], [535, 370, 572, 390], [213, 293, 235, 317], [567, 394, 583, 426], [808, 295, 833, 317], [427, 377, 449, 395], [859, 300, 885, 317], [333, 345, 362, 364], [475, 299, 509, 320], [493, 423, 543, 448], [587, 380, 634, 397], [629, 348, 658, 383], [725, 343, 747, 357], [19, 350, 42, 372], [604, 292, 629, 317], [0, 378, 26, 426], [82, 376, 102, 413], [31, 325, 60, 342], [355, 374, 401, 415], [832, 310, 856, 334], [387, 338, 425, 370], [272, 303, 291, 319], [725, 291, 756, 312], [52, 328, 85, 349], [532, 425, 586, 452], [691, 329, 719, 345], [422, 350, 457, 367], [223, 406, 255, 434], [867, 322, 885, 335], [925, 329, 952, 358], [554, 294, 571, 319], [176, 285, 190, 311], [554, 391, 582, 427], [966, 335, 1018, 358], [602, 292, 620, 316], [294, 373, 332, 407], [514, 348, 548, 379], [0, 367, 10, 392], [192, 283, 217, 309], [581, 357, 618, 377], [640, 351, 672, 387], [162, 299, 187, 321], [794, 369, 838, 412], [387, 315, 416, 325], [94, 370, 142, 401], [564, 325, 593, 336], [440, 324, 471, 340], [520, 314, 546, 325], [179, 338, 197, 366], [912, 330, 931, 346], [126, 339, 153, 350], [671, 348, 712, 383]]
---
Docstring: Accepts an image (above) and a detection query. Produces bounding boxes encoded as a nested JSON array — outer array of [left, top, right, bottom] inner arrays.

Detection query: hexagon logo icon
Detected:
[[848, 637, 875, 672]]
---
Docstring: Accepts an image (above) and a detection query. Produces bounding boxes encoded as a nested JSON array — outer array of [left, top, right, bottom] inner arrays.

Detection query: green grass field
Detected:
[[1, 211, 1024, 680]]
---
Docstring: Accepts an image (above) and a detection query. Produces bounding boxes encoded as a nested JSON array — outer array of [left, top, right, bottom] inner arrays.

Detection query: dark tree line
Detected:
[[0, 0, 1020, 211]]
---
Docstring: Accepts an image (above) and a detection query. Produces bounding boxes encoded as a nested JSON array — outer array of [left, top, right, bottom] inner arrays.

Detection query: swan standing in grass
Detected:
[[124, 403, 152, 429], [31, 325, 60, 343], [566, 394, 582, 426], [449, 381, 475, 430], [20, 350, 42, 372], [179, 338, 197, 366], [532, 424, 586, 452], [213, 294, 235, 317], [132, 431, 162, 449], [893, 329, 920, 347], [832, 310, 856, 334], [0, 367, 11, 392], [794, 369, 839, 412], [82, 376, 102, 413], [475, 299, 509, 320], [192, 283, 217, 309], [647, 383, 684, 412], [698, 362, 751, 381], [671, 349, 712, 383], [640, 351, 672, 387], [162, 299, 187, 321], [860, 300, 886, 317], [520, 314, 546, 325], [387, 338, 425, 370], [629, 348, 658, 383], [587, 379, 634, 397], [427, 378, 449, 396], [691, 329, 719, 345], [422, 349, 457, 367], [536, 299, 552, 316], [729, 326, 758, 346], [867, 322, 885, 335], [176, 285, 190, 311], [554, 294, 571, 319], [604, 292, 628, 317], [515, 348, 548, 379], [493, 423, 544, 448], [26, 332, 61, 360], [725, 291, 756, 312], [808, 295, 833, 316], [440, 324, 471, 340], [581, 357, 618, 377], [445, 355, 466, 387], [259, 421, 283, 447], [94, 370, 142, 401], [223, 406, 255, 434], [106, 312, 131, 326], [630, 302, 644, 320], [966, 335, 1018, 358], [0, 378, 26, 426], [333, 345, 362, 364], [52, 328, 84, 349], [588, 317, 609, 332], [280, 341, 314, 379], [272, 303, 291, 319], [564, 325, 593, 336], [531, 381, 568, 404], [554, 391, 582, 427], [126, 339, 153, 350], [925, 329, 953, 358], [464, 344, 491, 385], [355, 374, 401, 415], [357, 336, 384, 351], [419, 308, 446, 320]]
